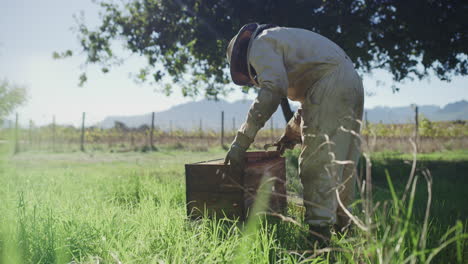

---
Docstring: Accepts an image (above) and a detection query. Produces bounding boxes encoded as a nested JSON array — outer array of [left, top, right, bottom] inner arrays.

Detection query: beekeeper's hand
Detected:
[[273, 110, 302, 154], [224, 144, 246, 175], [224, 131, 252, 176], [273, 131, 300, 154]]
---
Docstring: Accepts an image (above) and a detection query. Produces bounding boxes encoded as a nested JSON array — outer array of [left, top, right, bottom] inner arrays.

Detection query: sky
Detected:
[[1, 0, 467, 127]]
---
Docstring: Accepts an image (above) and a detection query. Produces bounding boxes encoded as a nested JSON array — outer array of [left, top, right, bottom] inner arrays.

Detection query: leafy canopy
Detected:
[[61, 0, 467, 98]]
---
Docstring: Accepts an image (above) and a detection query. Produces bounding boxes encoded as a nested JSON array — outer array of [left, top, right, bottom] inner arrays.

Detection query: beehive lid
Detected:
[[189, 151, 281, 166]]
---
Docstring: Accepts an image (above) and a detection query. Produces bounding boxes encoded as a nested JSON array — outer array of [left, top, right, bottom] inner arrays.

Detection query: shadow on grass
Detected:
[[370, 156, 468, 227], [364, 154, 468, 263]]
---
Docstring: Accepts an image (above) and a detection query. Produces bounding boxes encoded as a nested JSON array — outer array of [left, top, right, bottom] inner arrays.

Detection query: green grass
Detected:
[[370, 150, 468, 262], [371, 149, 468, 161], [370, 150, 468, 224], [1, 144, 467, 263]]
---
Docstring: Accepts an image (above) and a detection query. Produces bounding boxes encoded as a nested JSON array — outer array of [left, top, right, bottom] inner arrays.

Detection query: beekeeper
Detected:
[[225, 23, 364, 244]]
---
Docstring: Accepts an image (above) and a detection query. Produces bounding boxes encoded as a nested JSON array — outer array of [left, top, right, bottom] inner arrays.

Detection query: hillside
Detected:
[[100, 99, 293, 131], [99, 100, 468, 130]]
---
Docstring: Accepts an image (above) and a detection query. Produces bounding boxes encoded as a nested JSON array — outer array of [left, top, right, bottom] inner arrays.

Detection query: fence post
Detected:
[[364, 111, 368, 129], [199, 118, 203, 138], [29, 119, 33, 148], [130, 131, 135, 147], [270, 116, 274, 142], [80, 112, 85, 152], [364, 111, 369, 143], [14, 113, 19, 154], [169, 120, 173, 136], [221, 111, 224, 147], [150, 112, 155, 150], [414, 105, 419, 151], [52, 115, 56, 152]]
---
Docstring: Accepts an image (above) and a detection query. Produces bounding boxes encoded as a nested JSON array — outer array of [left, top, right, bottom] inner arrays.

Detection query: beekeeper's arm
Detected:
[[225, 36, 288, 166]]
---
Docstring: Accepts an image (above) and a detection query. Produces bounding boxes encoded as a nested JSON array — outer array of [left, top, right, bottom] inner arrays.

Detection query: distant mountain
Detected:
[[100, 99, 294, 130], [434, 100, 468, 121], [99, 100, 468, 130], [366, 100, 468, 123]]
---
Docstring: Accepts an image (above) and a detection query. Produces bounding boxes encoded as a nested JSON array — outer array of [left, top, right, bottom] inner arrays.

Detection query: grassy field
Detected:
[[0, 143, 467, 263]]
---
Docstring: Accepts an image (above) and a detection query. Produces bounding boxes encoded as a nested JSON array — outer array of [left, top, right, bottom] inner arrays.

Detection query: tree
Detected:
[[0, 80, 27, 124], [59, 0, 467, 120], [113, 120, 130, 132]]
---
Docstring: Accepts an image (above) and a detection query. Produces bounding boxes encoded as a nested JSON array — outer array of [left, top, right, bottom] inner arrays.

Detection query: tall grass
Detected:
[[0, 140, 467, 263]]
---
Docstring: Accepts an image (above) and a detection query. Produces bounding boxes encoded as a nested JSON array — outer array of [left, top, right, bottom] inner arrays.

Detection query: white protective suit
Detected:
[[237, 27, 364, 227]]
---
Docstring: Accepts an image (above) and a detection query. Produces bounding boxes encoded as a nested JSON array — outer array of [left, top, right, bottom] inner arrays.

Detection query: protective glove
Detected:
[[273, 135, 299, 154], [224, 132, 253, 176], [273, 110, 302, 154], [273, 132, 301, 154]]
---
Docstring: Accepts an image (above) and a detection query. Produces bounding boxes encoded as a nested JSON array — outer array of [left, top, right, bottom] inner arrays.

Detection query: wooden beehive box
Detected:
[[185, 151, 287, 220]]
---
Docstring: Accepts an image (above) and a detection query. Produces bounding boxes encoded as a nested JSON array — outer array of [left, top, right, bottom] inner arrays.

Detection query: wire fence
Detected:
[[2, 111, 467, 154], [2, 111, 283, 153]]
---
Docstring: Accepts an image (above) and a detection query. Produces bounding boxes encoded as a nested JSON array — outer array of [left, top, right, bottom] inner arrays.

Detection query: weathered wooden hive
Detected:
[[185, 151, 287, 220]]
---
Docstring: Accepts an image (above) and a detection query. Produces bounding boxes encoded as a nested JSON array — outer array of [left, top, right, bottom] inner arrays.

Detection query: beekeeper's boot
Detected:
[[308, 225, 332, 248]]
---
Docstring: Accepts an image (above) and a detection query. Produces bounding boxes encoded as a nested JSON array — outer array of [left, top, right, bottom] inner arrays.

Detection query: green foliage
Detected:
[[2, 115, 467, 262], [0, 80, 27, 122], [1, 143, 467, 263], [362, 120, 468, 138], [283, 148, 303, 195], [63, 0, 467, 98], [51, 50, 73, 59]]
